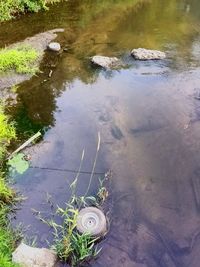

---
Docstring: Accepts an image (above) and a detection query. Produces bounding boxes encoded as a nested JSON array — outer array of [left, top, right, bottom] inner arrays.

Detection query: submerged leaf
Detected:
[[8, 153, 29, 174]]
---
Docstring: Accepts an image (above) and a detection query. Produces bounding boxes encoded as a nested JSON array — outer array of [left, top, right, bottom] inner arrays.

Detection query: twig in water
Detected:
[[8, 131, 41, 159], [84, 132, 101, 197]]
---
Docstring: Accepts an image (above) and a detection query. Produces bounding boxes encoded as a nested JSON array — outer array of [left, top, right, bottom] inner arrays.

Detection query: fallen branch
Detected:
[[8, 131, 41, 159]]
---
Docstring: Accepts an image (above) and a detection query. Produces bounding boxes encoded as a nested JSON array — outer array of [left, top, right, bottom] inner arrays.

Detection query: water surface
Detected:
[[2, 0, 200, 266]]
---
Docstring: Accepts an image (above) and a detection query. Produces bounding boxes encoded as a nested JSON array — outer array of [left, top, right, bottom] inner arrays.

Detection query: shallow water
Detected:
[[2, 0, 200, 266]]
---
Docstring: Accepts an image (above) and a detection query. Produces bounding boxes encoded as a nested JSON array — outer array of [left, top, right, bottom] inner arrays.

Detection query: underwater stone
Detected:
[[131, 48, 166, 60], [12, 243, 58, 267], [77, 207, 107, 237], [91, 55, 119, 69]]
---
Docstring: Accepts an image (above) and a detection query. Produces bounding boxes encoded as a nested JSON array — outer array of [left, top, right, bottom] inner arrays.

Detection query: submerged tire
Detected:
[[77, 207, 107, 237]]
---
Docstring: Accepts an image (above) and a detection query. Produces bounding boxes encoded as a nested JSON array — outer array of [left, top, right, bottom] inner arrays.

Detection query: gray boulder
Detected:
[[12, 243, 58, 267], [131, 48, 166, 60], [91, 55, 119, 69], [48, 42, 61, 52]]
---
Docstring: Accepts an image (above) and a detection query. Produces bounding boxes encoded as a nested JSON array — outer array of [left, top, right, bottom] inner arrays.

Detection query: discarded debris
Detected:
[[48, 69, 53, 77], [77, 207, 107, 237]]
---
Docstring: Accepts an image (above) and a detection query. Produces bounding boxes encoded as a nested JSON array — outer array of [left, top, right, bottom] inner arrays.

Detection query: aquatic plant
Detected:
[[38, 133, 108, 266], [8, 153, 29, 175], [0, 46, 39, 74]]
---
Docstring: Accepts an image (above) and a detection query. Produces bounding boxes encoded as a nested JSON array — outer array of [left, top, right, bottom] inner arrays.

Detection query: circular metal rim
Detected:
[[76, 207, 107, 237]]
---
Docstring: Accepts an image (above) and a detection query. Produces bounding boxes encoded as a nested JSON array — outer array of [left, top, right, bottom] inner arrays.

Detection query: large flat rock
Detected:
[[91, 55, 119, 69], [12, 243, 58, 267], [131, 48, 166, 60]]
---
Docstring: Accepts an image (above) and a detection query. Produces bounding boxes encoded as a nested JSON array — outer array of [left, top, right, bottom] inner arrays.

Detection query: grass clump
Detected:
[[0, 46, 39, 75], [0, 207, 20, 267], [0, 105, 19, 267], [0, 106, 16, 161], [50, 203, 101, 266]]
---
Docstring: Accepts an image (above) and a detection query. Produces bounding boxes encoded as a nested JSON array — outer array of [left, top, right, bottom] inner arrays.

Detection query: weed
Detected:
[[0, 176, 15, 206], [0, 206, 21, 267], [0, 46, 39, 75], [49, 204, 101, 266], [38, 132, 108, 266]]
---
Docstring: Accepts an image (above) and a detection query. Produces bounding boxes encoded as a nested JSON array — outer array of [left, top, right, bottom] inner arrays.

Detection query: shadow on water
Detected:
[[2, 0, 200, 266]]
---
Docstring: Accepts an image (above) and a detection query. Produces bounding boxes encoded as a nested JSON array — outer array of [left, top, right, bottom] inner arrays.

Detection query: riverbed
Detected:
[[2, 0, 200, 266]]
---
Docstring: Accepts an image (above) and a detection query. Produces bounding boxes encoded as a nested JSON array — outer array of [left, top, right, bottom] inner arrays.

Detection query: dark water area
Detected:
[[2, 0, 200, 266]]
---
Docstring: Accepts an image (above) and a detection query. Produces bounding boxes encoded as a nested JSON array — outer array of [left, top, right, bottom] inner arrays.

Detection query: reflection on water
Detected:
[[2, 0, 200, 266]]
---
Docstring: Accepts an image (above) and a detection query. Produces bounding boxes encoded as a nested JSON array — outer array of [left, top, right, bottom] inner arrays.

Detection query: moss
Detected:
[[0, 46, 39, 75]]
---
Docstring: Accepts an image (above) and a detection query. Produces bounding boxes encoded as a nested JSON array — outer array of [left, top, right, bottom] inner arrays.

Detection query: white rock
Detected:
[[12, 243, 58, 267], [131, 48, 166, 60], [91, 55, 119, 69], [48, 42, 61, 52]]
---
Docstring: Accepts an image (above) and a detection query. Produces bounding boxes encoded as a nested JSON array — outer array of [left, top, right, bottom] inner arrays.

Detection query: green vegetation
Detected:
[[0, 106, 16, 161], [38, 135, 109, 266], [0, 46, 39, 75], [0, 106, 19, 267], [0, 0, 61, 22]]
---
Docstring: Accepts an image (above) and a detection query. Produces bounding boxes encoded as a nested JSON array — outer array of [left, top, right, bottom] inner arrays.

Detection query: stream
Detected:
[[1, 0, 200, 266]]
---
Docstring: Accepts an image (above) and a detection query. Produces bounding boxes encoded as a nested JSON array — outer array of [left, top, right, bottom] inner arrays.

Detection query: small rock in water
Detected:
[[131, 48, 166, 60], [12, 243, 58, 267], [194, 88, 200, 100], [91, 55, 119, 69], [48, 42, 61, 52]]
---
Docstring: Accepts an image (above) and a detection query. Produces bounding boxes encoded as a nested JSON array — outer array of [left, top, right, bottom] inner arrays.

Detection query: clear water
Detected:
[[2, 0, 200, 266]]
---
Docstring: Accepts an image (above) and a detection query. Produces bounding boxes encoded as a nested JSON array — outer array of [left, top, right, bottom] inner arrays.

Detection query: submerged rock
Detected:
[[48, 42, 61, 52], [77, 207, 107, 237], [131, 48, 166, 60], [12, 243, 58, 267], [91, 55, 119, 69]]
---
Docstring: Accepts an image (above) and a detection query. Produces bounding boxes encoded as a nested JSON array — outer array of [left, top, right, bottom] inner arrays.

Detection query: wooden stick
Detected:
[[8, 131, 41, 159]]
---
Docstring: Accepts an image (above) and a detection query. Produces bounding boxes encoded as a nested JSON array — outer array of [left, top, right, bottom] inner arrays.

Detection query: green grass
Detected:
[[0, 207, 20, 267], [0, 0, 61, 22], [0, 106, 16, 161], [0, 46, 39, 75], [0, 106, 19, 267]]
